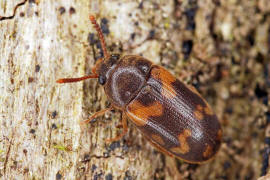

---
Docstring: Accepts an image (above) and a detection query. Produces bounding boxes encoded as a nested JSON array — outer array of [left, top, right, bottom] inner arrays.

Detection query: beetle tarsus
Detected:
[[105, 113, 128, 143]]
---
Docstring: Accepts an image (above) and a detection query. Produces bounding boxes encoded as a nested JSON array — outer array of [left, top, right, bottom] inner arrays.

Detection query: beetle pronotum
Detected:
[[57, 15, 222, 163]]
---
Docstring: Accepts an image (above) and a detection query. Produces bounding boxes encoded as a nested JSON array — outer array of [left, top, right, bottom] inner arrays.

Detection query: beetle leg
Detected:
[[105, 113, 128, 143], [80, 107, 113, 125]]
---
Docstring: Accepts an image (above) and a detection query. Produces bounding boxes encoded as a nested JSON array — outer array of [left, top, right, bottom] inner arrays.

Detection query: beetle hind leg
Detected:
[[105, 113, 128, 143]]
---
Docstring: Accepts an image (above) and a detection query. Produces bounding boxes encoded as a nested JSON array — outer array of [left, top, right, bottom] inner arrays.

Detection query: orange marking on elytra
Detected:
[[127, 101, 163, 126], [151, 66, 176, 83], [197, 104, 203, 111], [217, 129, 222, 141], [204, 106, 213, 115], [203, 144, 213, 158], [170, 129, 191, 154], [170, 147, 185, 154], [151, 67, 177, 99], [151, 134, 165, 146], [188, 85, 202, 98], [194, 110, 203, 120]]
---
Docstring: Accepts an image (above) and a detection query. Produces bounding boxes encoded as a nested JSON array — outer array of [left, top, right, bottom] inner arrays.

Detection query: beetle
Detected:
[[57, 15, 222, 164]]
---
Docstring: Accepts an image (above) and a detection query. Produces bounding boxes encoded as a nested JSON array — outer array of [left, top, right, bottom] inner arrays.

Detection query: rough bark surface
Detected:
[[0, 0, 164, 179], [1, 0, 270, 179]]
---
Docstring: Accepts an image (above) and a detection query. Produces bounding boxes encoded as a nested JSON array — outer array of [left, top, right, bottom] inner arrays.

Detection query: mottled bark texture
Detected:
[[1, 0, 270, 179]]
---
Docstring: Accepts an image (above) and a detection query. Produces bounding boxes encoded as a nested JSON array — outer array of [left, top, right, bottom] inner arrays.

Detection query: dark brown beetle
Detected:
[[57, 15, 222, 163]]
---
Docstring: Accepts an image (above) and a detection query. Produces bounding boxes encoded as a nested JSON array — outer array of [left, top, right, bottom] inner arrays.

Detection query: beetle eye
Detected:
[[140, 65, 148, 73], [135, 60, 151, 75], [98, 75, 106, 85]]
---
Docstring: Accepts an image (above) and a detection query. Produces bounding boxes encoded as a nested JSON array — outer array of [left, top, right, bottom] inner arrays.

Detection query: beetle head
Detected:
[[95, 54, 121, 85], [89, 15, 122, 85]]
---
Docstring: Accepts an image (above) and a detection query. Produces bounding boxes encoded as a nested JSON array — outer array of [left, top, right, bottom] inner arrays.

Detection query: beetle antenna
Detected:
[[89, 15, 109, 59], [56, 74, 98, 83]]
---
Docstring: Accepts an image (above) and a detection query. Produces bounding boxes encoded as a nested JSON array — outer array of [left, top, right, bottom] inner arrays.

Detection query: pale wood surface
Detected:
[[0, 0, 168, 179]]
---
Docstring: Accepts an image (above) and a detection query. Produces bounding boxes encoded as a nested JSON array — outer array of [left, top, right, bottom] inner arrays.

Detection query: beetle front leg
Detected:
[[80, 107, 113, 125]]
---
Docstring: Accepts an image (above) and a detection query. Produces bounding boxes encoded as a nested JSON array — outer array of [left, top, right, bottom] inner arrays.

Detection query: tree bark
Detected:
[[1, 0, 267, 179], [0, 0, 166, 179]]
